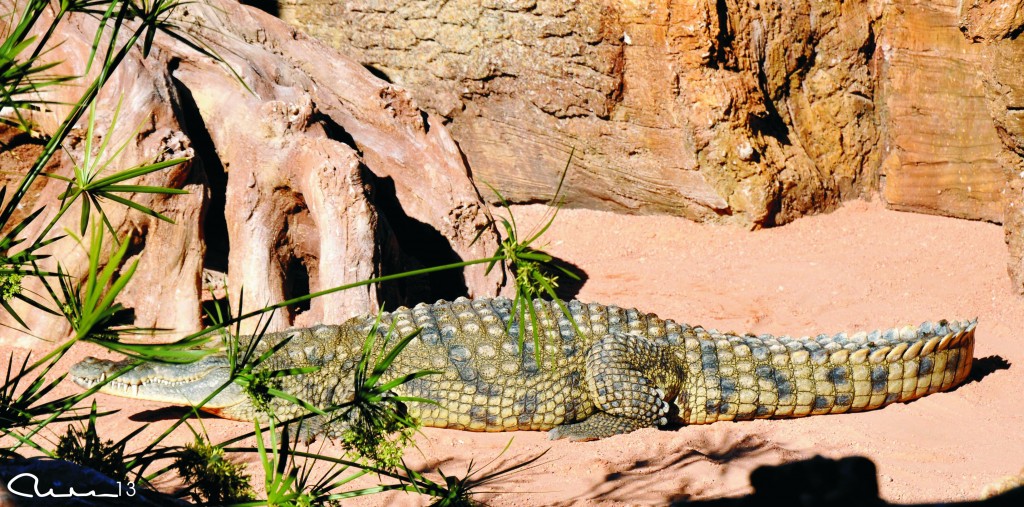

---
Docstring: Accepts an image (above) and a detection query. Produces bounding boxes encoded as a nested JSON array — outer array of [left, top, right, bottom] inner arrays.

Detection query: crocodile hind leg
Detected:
[[549, 332, 677, 441]]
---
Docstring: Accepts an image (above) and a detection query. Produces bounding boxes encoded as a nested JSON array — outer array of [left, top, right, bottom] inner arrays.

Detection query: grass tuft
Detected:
[[173, 435, 256, 504]]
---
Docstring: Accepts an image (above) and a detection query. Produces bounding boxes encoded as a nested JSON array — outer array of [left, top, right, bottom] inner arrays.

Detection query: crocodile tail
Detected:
[[681, 319, 977, 424]]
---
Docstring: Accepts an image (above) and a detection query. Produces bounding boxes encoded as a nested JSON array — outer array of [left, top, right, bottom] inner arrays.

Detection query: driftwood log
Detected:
[[0, 0, 507, 344]]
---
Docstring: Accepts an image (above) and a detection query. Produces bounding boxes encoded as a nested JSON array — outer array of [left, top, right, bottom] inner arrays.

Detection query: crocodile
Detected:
[[70, 297, 976, 441]]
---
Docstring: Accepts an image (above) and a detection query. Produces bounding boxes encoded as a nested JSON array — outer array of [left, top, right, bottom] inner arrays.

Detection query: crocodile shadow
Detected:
[[399, 429, 791, 506], [128, 406, 195, 423], [548, 431, 791, 506], [960, 355, 1011, 388]]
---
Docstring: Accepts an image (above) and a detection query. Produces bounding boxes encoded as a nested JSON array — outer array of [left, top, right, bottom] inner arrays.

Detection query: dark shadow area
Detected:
[[748, 94, 790, 146], [671, 455, 1024, 506], [239, 0, 278, 16], [171, 74, 230, 274], [547, 431, 786, 506], [128, 405, 193, 422], [362, 64, 393, 84], [312, 111, 359, 153], [282, 255, 311, 317], [372, 175, 469, 308], [860, 23, 877, 64], [0, 129, 41, 150], [200, 297, 231, 324], [541, 255, 588, 301], [963, 355, 1011, 387], [707, 0, 735, 70]]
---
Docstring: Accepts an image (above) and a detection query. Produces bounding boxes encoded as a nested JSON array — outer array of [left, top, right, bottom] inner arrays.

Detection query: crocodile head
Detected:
[[70, 354, 248, 416]]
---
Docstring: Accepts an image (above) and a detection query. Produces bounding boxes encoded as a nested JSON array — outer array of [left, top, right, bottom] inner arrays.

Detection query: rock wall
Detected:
[[958, 1, 1024, 294], [876, 1, 1007, 222], [278, 0, 1020, 230]]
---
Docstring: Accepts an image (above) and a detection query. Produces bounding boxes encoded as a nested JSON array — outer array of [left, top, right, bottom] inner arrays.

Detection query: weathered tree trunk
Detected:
[[0, 0, 507, 344]]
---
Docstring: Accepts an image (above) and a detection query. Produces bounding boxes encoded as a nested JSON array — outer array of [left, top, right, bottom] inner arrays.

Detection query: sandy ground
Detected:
[[7, 199, 1024, 505]]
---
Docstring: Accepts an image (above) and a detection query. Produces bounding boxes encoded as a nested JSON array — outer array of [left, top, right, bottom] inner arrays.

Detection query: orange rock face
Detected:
[[277, 0, 1021, 224], [877, 1, 1007, 223], [279, 0, 1024, 291]]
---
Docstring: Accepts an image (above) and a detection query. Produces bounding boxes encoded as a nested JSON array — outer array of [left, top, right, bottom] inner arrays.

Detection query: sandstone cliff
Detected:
[[277, 0, 1024, 289]]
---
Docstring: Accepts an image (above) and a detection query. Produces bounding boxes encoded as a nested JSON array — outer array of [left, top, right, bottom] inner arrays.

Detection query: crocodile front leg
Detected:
[[549, 332, 682, 441]]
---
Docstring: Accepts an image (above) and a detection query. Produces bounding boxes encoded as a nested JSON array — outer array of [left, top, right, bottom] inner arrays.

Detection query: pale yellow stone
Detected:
[[886, 343, 908, 362], [794, 365, 812, 380], [791, 350, 810, 364], [869, 347, 891, 364], [739, 389, 757, 404], [851, 364, 868, 381], [888, 362, 904, 380], [903, 340, 923, 360], [852, 395, 870, 409], [796, 392, 814, 405], [738, 373, 755, 388], [853, 380, 871, 395], [850, 348, 869, 364], [830, 349, 850, 364], [758, 391, 778, 405]]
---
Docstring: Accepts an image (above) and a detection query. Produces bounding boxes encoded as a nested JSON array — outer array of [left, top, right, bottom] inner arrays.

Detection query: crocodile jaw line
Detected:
[[70, 355, 243, 408]]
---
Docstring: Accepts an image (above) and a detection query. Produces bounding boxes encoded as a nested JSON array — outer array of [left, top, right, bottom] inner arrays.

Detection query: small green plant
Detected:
[[336, 312, 435, 471], [55, 401, 141, 481], [174, 435, 256, 504], [400, 439, 551, 507], [480, 150, 581, 360]]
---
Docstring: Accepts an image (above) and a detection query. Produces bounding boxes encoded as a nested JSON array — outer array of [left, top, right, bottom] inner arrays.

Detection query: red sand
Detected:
[[13, 199, 1024, 505]]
